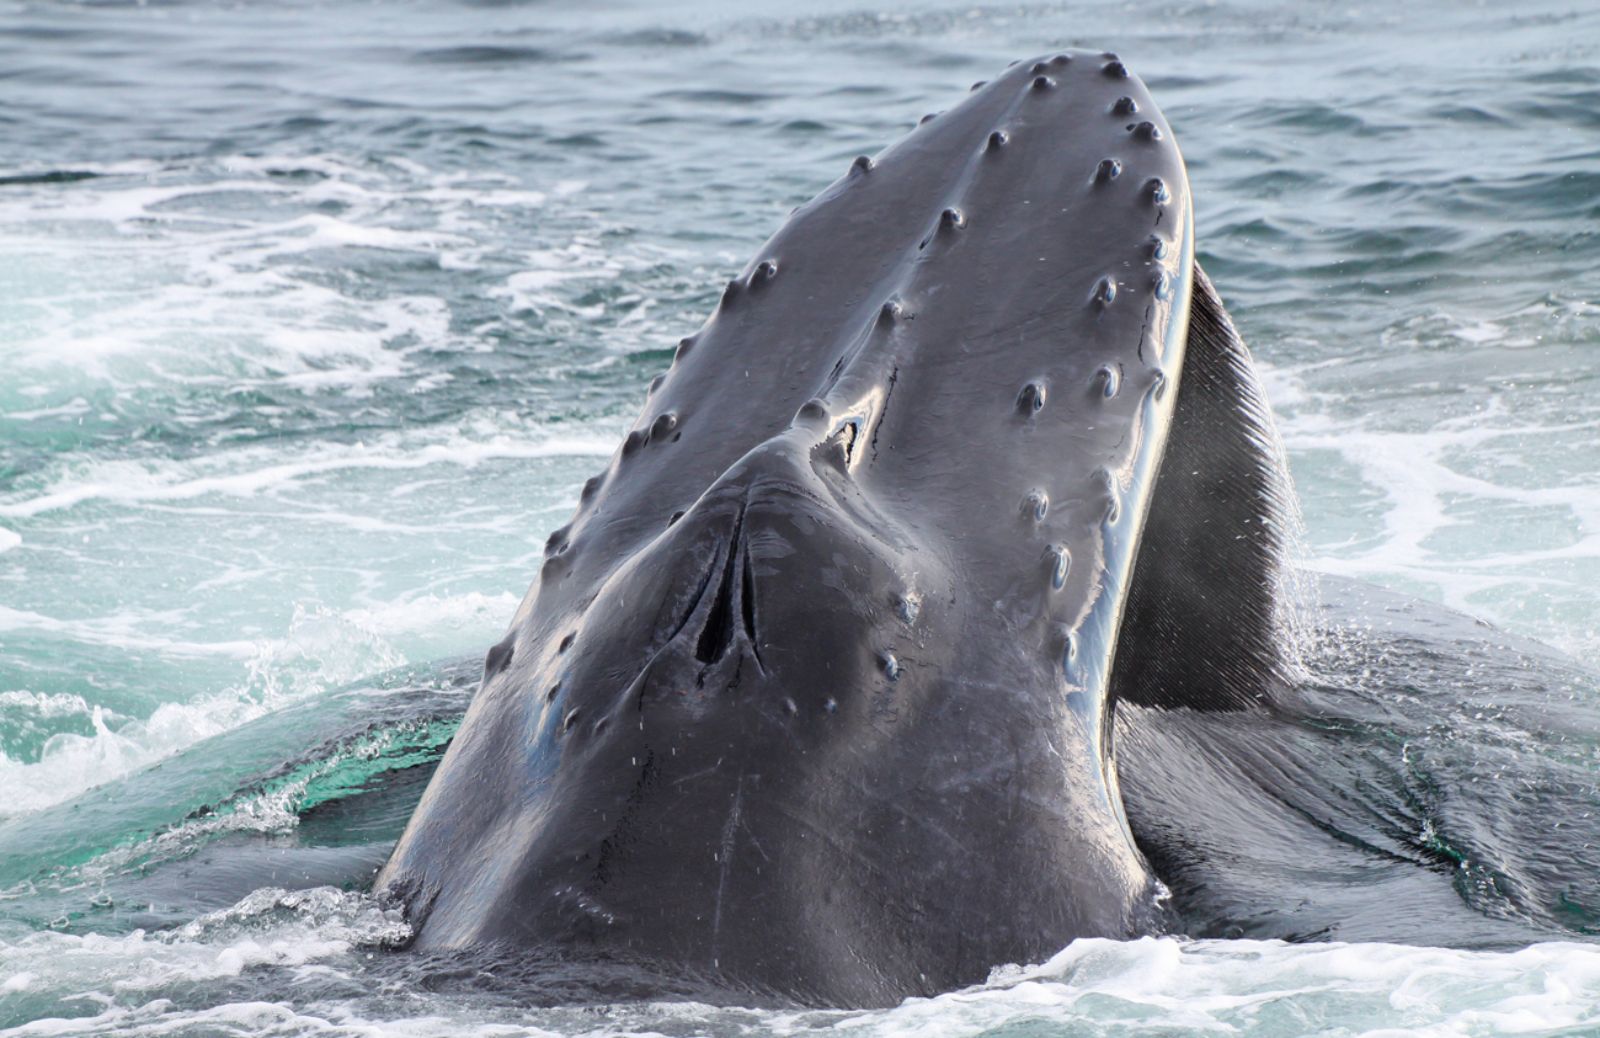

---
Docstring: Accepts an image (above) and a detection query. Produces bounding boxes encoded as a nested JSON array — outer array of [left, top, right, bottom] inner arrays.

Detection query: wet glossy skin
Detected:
[[379, 51, 1195, 1007]]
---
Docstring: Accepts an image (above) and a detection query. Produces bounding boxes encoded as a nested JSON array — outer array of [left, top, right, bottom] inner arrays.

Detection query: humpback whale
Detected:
[[376, 51, 1591, 1006]]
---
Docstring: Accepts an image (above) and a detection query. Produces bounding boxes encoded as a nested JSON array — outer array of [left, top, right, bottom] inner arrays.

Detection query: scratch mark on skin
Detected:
[[711, 774, 745, 968], [870, 365, 900, 462]]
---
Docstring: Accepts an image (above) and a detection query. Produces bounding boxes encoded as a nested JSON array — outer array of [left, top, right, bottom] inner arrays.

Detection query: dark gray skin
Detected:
[[378, 51, 1288, 1007]]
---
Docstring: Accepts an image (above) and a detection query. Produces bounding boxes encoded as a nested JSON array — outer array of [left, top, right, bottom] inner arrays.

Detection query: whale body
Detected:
[[375, 51, 1590, 1007]]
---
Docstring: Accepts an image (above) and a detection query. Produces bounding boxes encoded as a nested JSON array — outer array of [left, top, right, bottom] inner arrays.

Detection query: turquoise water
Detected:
[[1, 0, 1598, 1033]]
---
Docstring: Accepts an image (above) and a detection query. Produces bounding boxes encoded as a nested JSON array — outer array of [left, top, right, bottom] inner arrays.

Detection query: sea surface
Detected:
[[1, 0, 1598, 1034]]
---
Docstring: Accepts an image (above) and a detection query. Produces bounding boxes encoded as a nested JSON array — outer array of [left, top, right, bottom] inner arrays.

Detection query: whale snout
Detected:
[[578, 429, 924, 729]]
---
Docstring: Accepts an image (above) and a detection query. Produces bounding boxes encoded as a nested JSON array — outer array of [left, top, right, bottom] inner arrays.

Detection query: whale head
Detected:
[[379, 50, 1291, 1007]]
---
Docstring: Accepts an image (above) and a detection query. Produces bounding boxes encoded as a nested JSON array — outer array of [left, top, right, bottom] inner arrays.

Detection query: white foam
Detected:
[[0, 426, 615, 520], [0, 526, 19, 554], [0, 598, 416, 819], [1259, 328, 1600, 655], [342, 591, 519, 639], [0, 887, 407, 1022], [5, 934, 1600, 1037], [863, 938, 1600, 1038], [0, 606, 258, 659], [0, 151, 611, 413]]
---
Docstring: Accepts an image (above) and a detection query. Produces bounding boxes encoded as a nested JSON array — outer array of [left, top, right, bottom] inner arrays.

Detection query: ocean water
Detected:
[[1, 0, 1598, 1033]]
